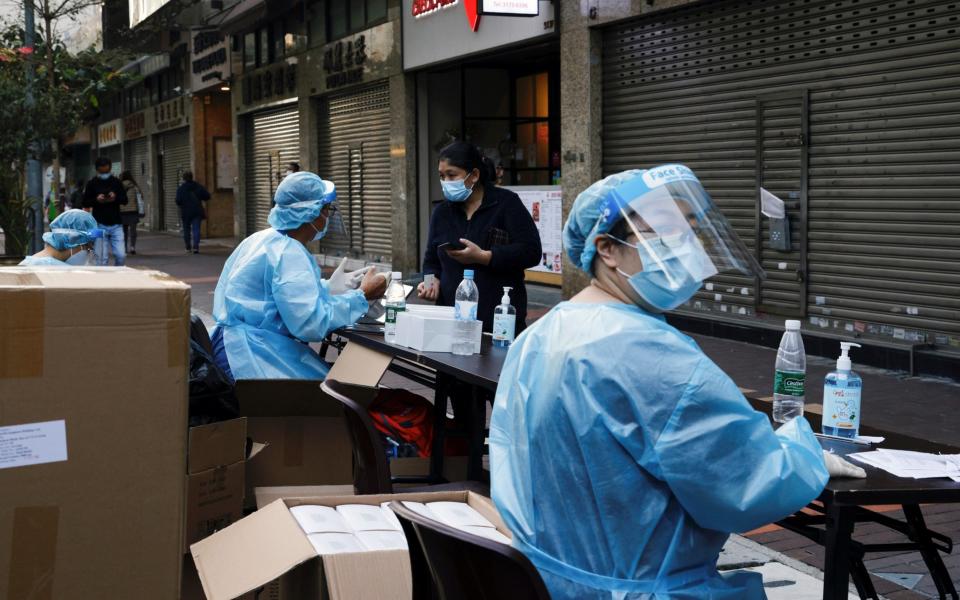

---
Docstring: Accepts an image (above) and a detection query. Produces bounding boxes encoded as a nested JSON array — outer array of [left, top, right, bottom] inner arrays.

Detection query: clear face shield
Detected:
[[606, 166, 764, 311]]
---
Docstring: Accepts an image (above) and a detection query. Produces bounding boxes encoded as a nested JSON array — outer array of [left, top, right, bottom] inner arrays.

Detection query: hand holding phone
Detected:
[[440, 240, 467, 252]]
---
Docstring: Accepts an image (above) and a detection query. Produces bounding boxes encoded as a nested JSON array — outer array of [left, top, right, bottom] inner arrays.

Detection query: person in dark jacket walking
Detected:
[[176, 171, 211, 254], [82, 157, 128, 265], [417, 142, 542, 332]]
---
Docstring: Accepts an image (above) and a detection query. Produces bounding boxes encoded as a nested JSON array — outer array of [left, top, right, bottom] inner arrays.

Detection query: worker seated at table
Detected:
[[489, 165, 865, 600], [19, 209, 102, 266], [210, 171, 388, 381]]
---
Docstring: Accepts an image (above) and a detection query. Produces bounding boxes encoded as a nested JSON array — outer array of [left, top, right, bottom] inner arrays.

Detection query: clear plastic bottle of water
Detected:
[[773, 319, 807, 423], [384, 272, 405, 344], [453, 270, 479, 355]]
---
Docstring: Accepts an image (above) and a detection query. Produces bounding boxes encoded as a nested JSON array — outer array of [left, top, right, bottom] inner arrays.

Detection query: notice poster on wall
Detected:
[[506, 185, 563, 275]]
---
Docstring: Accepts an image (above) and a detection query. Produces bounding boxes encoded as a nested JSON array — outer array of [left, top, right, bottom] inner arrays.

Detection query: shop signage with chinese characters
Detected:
[[322, 34, 367, 89], [155, 97, 189, 132], [123, 111, 149, 140], [191, 29, 230, 92], [241, 63, 298, 107], [98, 119, 123, 147], [412, 0, 458, 17]]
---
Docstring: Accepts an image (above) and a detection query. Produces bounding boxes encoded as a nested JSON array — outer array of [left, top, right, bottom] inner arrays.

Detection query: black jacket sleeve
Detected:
[[196, 184, 211, 201], [488, 193, 543, 273], [421, 204, 443, 276], [175, 184, 183, 207], [82, 181, 96, 208]]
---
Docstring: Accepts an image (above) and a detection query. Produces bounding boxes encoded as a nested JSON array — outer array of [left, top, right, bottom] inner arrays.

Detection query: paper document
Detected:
[[848, 448, 960, 480], [760, 188, 786, 219]]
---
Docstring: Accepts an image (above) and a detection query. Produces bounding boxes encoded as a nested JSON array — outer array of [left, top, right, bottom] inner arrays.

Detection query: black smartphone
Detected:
[[439, 240, 467, 251]]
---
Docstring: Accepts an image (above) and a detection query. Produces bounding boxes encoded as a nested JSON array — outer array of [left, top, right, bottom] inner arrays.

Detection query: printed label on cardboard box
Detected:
[[0, 420, 68, 470]]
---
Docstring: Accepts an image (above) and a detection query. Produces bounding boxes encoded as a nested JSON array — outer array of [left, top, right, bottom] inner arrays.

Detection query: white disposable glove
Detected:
[[345, 266, 372, 290], [823, 450, 867, 479], [327, 258, 351, 295]]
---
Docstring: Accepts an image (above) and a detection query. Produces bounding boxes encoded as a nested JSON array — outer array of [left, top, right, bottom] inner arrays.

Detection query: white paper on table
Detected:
[[760, 188, 786, 219], [426, 502, 497, 529], [290, 505, 352, 534], [856, 436, 885, 444], [356, 530, 408, 551], [337, 504, 401, 532], [848, 449, 960, 479], [308, 532, 366, 555]]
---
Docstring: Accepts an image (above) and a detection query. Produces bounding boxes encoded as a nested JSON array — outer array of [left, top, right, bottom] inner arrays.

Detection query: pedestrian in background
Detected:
[[417, 141, 541, 333], [67, 180, 84, 210], [176, 171, 211, 254], [82, 157, 127, 266], [119, 171, 144, 256], [286, 162, 300, 177]]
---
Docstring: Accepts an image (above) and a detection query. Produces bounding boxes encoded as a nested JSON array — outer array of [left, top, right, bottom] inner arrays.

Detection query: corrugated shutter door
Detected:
[[244, 106, 301, 235], [316, 82, 392, 261], [603, 0, 960, 339], [160, 128, 191, 231], [125, 138, 150, 213]]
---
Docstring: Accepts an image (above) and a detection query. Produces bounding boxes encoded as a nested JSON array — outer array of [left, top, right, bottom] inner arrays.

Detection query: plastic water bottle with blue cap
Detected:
[[773, 320, 806, 423], [453, 270, 479, 356]]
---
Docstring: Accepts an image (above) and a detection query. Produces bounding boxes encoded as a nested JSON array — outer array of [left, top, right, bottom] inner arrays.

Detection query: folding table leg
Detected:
[[902, 504, 959, 600], [429, 376, 450, 483], [466, 386, 487, 482], [823, 503, 856, 600], [850, 557, 879, 600]]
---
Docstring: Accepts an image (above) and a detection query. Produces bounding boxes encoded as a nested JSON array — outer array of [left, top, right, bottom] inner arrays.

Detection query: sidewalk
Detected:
[[136, 229, 958, 598]]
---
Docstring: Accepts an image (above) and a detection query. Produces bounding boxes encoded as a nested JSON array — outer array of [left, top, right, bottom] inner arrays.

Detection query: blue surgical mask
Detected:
[[441, 178, 473, 203], [65, 249, 90, 266], [98, 172, 111, 180], [611, 234, 705, 312], [311, 219, 328, 241]]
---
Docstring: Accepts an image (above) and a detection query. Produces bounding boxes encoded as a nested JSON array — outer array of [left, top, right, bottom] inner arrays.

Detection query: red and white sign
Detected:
[[411, 0, 457, 17]]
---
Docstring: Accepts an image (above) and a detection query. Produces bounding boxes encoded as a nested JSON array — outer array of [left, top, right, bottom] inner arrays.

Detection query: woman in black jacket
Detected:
[[417, 142, 542, 333]]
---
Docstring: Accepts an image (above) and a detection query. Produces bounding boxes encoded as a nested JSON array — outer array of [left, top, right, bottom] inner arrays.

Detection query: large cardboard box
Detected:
[[191, 490, 505, 600], [0, 267, 190, 599], [185, 417, 250, 553]]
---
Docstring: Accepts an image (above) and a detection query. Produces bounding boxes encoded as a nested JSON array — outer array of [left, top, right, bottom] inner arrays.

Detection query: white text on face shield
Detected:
[[642, 165, 698, 188]]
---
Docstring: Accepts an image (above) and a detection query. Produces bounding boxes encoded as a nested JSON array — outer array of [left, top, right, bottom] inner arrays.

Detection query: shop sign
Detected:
[[155, 97, 188, 132], [241, 63, 298, 106], [480, 0, 538, 16], [322, 34, 367, 89], [97, 119, 123, 148], [191, 29, 230, 92], [123, 111, 149, 140], [402, 0, 554, 70]]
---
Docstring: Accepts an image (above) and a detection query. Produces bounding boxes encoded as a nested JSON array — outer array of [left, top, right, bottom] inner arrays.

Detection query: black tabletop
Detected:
[[748, 398, 960, 506], [336, 328, 508, 391]]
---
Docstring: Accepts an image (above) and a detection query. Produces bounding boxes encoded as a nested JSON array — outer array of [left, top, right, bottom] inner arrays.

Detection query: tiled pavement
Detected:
[[139, 231, 959, 599]]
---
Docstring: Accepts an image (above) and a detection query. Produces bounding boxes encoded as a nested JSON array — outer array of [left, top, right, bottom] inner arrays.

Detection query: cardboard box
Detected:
[[185, 417, 250, 553], [191, 490, 505, 600], [0, 267, 190, 600], [395, 306, 482, 353]]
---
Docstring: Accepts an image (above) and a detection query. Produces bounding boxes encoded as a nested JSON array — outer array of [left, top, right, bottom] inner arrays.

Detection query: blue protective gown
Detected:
[[18, 255, 67, 266], [212, 228, 368, 380], [490, 302, 829, 600]]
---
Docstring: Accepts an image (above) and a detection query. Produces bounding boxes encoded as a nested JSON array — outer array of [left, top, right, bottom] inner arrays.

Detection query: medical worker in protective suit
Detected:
[[19, 209, 102, 266], [211, 171, 387, 381], [489, 165, 866, 600]]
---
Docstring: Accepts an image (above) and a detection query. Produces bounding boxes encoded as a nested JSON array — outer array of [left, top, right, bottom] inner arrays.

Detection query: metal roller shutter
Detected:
[[603, 0, 960, 342], [316, 82, 392, 261], [244, 106, 301, 235], [160, 128, 191, 231], [124, 137, 150, 213]]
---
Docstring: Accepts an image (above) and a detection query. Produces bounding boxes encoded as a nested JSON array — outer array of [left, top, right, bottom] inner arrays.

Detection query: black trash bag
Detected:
[[188, 338, 239, 427]]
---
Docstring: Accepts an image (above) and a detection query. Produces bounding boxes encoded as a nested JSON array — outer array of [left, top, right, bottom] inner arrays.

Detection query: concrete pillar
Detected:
[[390, 71, 419, 275]]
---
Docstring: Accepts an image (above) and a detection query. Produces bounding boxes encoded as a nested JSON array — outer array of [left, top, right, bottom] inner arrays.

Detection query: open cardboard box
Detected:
[[191, 490, 506, 600], [185, 417, 267, 553]]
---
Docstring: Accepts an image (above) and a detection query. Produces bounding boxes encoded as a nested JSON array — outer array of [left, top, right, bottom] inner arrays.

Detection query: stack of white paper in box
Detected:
[[290, 504, 408, 555], [848, 449, 960, 482], [401, 501, 511, 544], [395, 305, 481, 353]]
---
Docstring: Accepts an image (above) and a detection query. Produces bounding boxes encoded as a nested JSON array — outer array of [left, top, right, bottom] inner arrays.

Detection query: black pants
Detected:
[[121, 213, 139, 251], [182, 215, 202, 251]]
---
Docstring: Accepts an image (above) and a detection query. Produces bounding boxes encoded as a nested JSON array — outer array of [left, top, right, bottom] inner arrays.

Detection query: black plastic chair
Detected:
[[190, 313, 214, 356], [390, 501, 551, 600]]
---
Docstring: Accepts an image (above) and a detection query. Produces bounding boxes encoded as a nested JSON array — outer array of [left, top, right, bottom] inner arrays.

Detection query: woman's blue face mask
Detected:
[[441, 172, 475, 203]]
